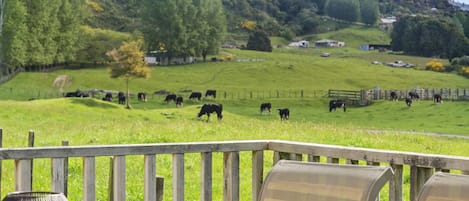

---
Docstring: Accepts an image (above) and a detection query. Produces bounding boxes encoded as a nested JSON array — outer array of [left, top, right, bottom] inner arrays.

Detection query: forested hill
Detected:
[[87, 0, 457, 35]]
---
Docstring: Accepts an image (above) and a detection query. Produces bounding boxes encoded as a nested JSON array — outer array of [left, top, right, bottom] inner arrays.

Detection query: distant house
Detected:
[[288, 40, 309, 48], [360, 44, 391, 51], [314, 39, 345, 48], [145, 50, 195, 66], [379, 16, 397, 32]]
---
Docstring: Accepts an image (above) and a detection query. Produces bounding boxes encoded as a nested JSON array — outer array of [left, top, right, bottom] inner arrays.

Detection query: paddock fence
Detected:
[[2, 88, 469, 103], [1, 128, 469, 201]]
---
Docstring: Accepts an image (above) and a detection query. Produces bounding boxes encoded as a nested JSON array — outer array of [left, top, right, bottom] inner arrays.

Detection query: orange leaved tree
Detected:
[[106, 40, 151, 109]]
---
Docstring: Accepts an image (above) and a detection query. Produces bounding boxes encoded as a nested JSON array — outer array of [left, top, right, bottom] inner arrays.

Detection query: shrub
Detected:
[[425, 59, 445, 72], [462, 66, 469, 77]]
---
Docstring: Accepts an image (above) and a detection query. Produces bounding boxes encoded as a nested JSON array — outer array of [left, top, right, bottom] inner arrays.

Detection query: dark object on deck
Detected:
[[2, 192, 68, 201]]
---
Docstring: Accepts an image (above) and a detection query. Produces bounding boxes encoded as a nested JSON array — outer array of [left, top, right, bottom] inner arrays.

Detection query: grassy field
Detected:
[[1, 26, 469, 200]]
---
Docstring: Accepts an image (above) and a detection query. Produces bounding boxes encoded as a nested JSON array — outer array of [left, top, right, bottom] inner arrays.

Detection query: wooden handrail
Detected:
[[1, 139, 469, 201]]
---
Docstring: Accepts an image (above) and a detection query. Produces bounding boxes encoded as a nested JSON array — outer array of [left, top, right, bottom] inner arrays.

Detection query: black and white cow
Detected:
[[205, 90, 217, 98], [409, 91, 420, 100], [329, 100, 346, 112], [64, 89, 89, 98], [102, 92, 112, 102], [164, 94, 177, 103], [390, 91, 398, 101], [277, 108, 290, 120], [433, 94, 443, 103], [189, 92, 202, 101], [138, 92, 147, 102], [260, 103, 272, 114], [405, 97, 412, 107], [176, 96, 183, 107], [197, 103, 223, 121], [118, 91, 126, 105]]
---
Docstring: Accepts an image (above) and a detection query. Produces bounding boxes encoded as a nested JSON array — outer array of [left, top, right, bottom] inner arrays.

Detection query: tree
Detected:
[[325, 0, 360, 23], [0, 0, 27, 75], [106, 40, 151, 109], [246, 29, 272, 52], [360, 0, 379, 25], [141, 0, 187, 64], [55, 0, 86, 64]]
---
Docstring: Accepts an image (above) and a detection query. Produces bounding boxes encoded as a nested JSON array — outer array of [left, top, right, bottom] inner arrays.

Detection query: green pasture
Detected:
[[1, 38, 469, 200]]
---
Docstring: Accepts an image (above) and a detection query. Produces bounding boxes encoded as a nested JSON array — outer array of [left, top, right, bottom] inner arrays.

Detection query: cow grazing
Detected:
[[405, 97, 412, 107], [329, 100, 346, 112], [197, 103, 223, 121], [409, 91, 419, 100], [164, 94, 177, 103], [102, 93, 112, 102], [138, 92, 147, 102], [260, 103, 272, 114], [189, 92, 202, 101], [433, 94, 443, 103], [277, 108, 290, 120], [64, 90, 89, 98], [118, 92, 126, 105], [205, 90, 217, 98], [176, 96, 183, 107], [390, 91, 398, 101]]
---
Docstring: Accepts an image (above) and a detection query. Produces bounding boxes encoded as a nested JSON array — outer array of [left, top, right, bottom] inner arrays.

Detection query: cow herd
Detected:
[[63, 88, 445, 122], [390, 91, 443, 108]]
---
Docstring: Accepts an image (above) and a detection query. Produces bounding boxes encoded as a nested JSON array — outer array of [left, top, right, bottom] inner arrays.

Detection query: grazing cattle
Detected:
[[189, 92, 202, 101], [390, 91, 398, 101], [434, 94, 443, 103], [118, 92, 126, 105], [102, 93, 112, 102], [405, 97, 412, 107], [64, 90, 89, 98], [329, 100, 346, 112], [164, 94, 177, 103], [277, 108, 290, 120], [205, 90, 217, 98], [260, 103, 272, 114], [409, 91, 420, 100], [138, 92, 147, 102], [176, 96, 183, 107], [197, 103, 223, 121]]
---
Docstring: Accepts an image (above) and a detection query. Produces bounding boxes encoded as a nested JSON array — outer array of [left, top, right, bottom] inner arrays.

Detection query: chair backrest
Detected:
[[2, 192, 68, 201], [417, 172, 469, 201], [258, 160, 394, 201]]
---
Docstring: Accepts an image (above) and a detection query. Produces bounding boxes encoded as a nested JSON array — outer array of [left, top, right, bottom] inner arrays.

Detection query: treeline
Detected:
[[391, 15, 469, 58], [0, 0, 86, 76]]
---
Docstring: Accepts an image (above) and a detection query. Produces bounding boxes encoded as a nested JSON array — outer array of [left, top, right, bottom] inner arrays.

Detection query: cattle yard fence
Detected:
[[4, 88, 469, 102], [1, 128, 469, 201]]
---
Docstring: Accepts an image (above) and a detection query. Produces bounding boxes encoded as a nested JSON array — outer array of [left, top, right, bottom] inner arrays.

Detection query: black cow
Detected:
[[434, 94, 442, 103], [390, 91, 398, 101], [409, 91, 420, 100], [118, 92, 126, 105], [277, 108, 290, 120], [164, 94, 177, 103], [197, 103, 223, 121], [189, 92, 202, 101], [64, 90, 89, 98], [176, 96, 183, 107], [329, 100, 346, 112], [205, 90, 216, 98], [260, 103, 272, 114], [405, 97, 412, 107], [138, 92, 147, 102], [102, 93, 112, 102]]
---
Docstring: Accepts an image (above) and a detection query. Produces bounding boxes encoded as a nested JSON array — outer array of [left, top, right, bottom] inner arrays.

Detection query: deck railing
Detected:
[[1, 136, 469, 201]]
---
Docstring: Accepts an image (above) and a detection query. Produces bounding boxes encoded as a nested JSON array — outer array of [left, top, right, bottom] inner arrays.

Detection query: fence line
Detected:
[[2, 88, 469, 102]]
